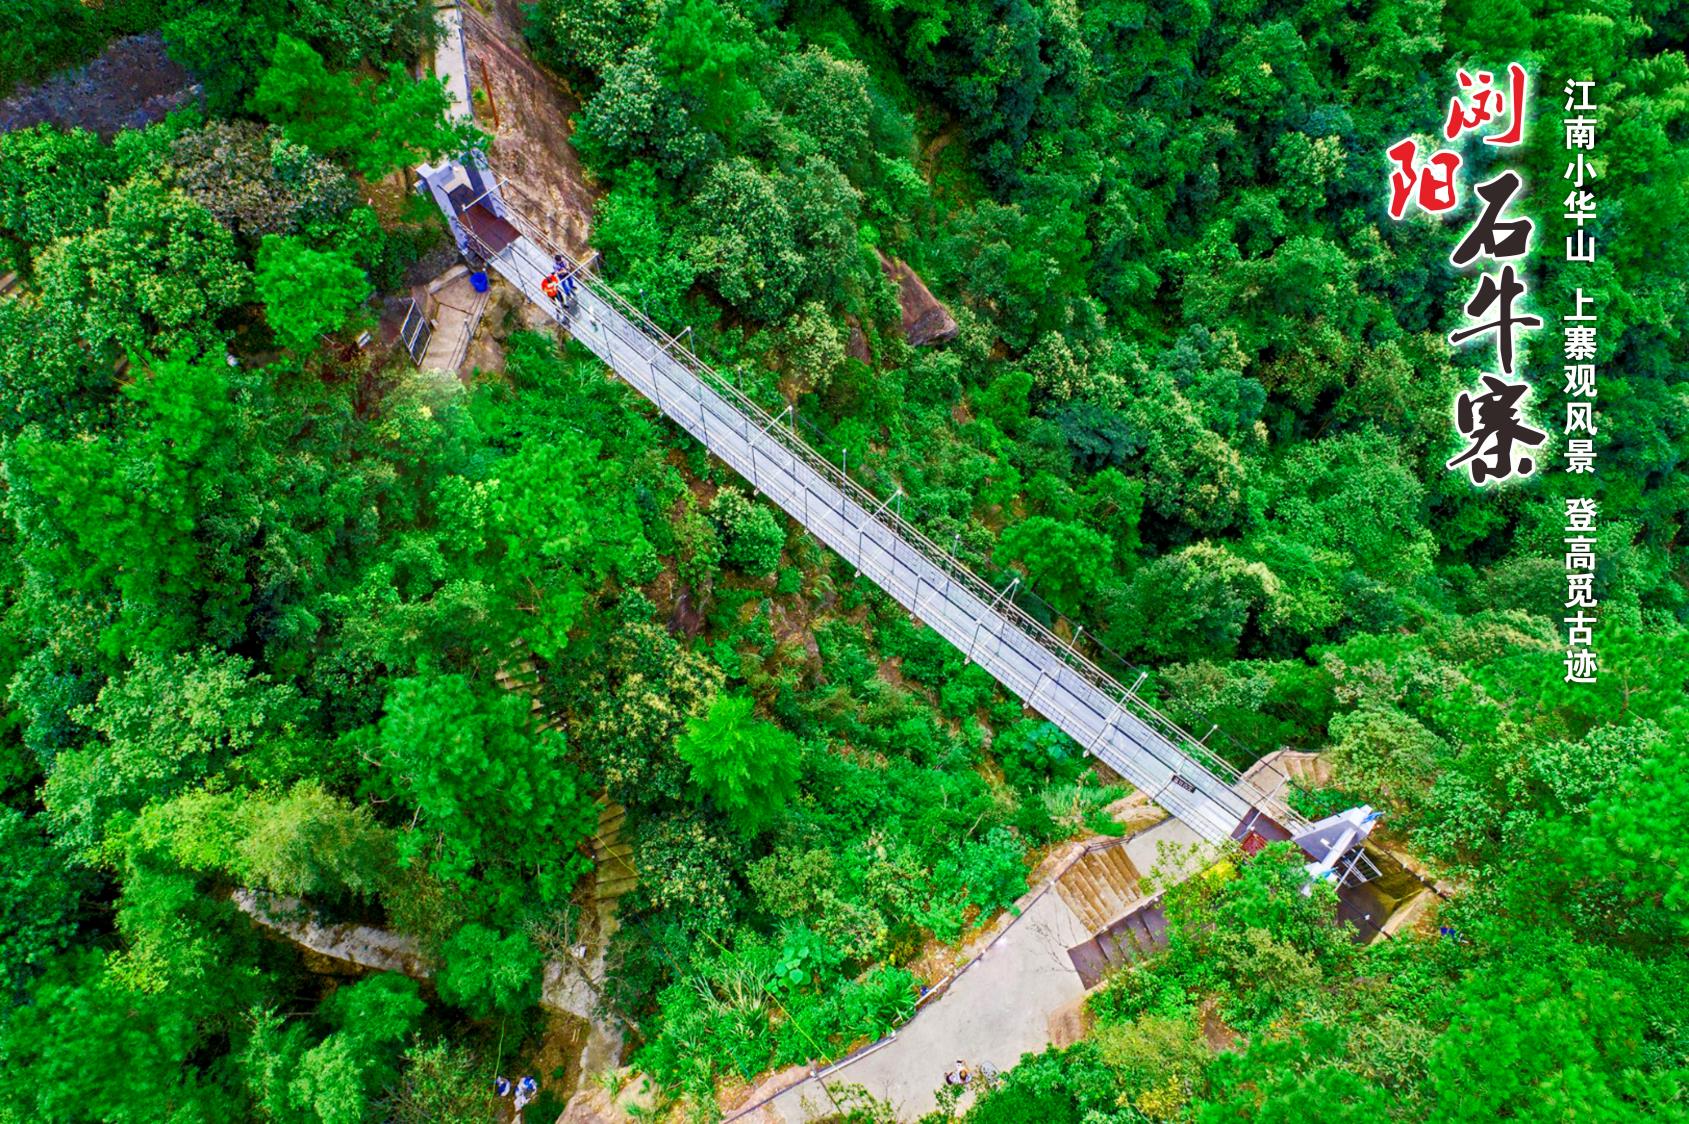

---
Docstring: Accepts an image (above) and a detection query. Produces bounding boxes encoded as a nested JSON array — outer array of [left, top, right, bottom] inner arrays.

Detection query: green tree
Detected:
[[591, 160, 697, 324], [649, 0, 762, 138], [997, 516, 1113, 614], [32, 173, 250, 360], [1080, 468, 1144, 559], [256, 233, 372, 351], [1094, 1013, 1210, 1120], [993, 719, 1083, 789], [709, 488, 785, 576], [437, 923, 543, 1018], [44, 647, 311, 859], [676, 693, 801, 835], [1324, 705, 1445, 823], [0, 809, 82, 1005], [690, 157, 808, 322], [379, 1039, 502, 1123], [243, 974, 425, 1123], [367, 673, 596, 911], [165, 120, 358, 244], [0, 124, 124, 265], [480, 432, 652, 661], [1256, 431, 1434, 585], [1107, 544, 1279, 664], [972, 369, 1033, 435], [576, 45, 719, 181], [1520, 726, 1689, 945], [251, 34, 475, 180], [689, 156, 860, 322], [131, 781, 398, 902], [1200, 1025, 1390, 1124], [0, 949, 252, 1122], [773, 301, 848, 396], [1427, 938, 1679, 1122], [768, 48, 876, 175], [530, 0, 659, 78]]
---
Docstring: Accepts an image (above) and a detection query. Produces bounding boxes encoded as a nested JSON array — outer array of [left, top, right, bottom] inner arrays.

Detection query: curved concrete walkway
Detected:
[[738, 817, 1205, 1122]]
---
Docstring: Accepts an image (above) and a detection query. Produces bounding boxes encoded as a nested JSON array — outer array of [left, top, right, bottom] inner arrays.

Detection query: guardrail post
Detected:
[[1087, 713, 1118, 755], [854, 489, 902, 577], [689, 369, 709, 443], [1027, 666, 1050, 714], [965, 616, 986, 665]]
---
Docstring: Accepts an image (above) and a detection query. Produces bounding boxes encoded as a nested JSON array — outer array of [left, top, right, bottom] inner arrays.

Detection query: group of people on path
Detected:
[[944, 1058, 996, 1088], [541, 254, 579, 319]]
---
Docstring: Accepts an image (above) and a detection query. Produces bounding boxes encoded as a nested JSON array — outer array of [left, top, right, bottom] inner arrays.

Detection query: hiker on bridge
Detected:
[[540, 270, 569, 318], [553, 254, 579, 304]]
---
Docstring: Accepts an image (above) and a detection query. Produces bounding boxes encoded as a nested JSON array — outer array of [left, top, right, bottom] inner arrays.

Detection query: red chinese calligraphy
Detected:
[[1444, 63, 1526, 146], [1387, 138, 1462, 219]]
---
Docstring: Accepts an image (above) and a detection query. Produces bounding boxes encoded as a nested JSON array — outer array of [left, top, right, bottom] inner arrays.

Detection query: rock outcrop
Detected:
[[231, 889, 601, 1020], [231, 890, 434, 981], [0, 33, 197, 139], [845, 315, 873, 364], [877, 251, 958, 347]]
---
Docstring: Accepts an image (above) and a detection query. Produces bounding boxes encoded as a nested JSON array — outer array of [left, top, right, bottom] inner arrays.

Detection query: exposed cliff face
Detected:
[[462, 0, 601, 257], [845, 314, 873, 364], [877, 251, 959, 347], [230, 890, 435, 981]]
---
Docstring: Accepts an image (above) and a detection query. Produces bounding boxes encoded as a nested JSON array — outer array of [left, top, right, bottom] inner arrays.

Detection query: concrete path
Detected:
[[432, 2, 473, 121], [417, 266, 488, 374], [746, 818, 1207, 1122]]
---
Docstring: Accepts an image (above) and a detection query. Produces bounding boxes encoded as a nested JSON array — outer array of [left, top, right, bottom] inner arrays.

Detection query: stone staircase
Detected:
[[494, 649, 636, 1081], [1280, 750, 1332, 788], [1056, 843, 1146, 934], [592, 802, 637, 908], [409, 264, 489, 375], [495, 653, 638, 912]]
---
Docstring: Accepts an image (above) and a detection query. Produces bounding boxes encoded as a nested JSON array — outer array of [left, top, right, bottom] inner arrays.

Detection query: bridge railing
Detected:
[[463, 199, 1310, 834]]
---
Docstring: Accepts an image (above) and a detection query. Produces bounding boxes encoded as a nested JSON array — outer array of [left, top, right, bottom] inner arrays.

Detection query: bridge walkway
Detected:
[[455, 197, 1306, 847]]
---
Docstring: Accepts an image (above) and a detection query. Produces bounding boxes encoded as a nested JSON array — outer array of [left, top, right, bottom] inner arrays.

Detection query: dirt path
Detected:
[[461, 0, 600, 257]]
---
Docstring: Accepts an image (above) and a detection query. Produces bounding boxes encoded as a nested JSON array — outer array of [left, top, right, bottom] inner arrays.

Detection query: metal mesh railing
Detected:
[[399, 300, 432, 366], [460, 199, 1311, 839]]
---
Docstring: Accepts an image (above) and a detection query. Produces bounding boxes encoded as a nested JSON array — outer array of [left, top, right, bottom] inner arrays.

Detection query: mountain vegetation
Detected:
[[0, 0, 1684, 1119]]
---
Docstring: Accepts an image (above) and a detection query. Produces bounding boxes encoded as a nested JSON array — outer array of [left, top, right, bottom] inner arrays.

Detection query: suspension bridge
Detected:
[[413, 159, 1377, 878]]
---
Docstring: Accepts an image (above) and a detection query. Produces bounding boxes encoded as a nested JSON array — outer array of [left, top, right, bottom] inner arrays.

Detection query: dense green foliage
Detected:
[[523, 0, 1689, 1113], [256, 233, 372, 351], [0, 0, 1684, 1117], [251, 34, 475, 180]]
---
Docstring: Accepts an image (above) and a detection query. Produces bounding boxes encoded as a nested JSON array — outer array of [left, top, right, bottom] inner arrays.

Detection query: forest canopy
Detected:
[[0, 0, 1685, 1119]]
